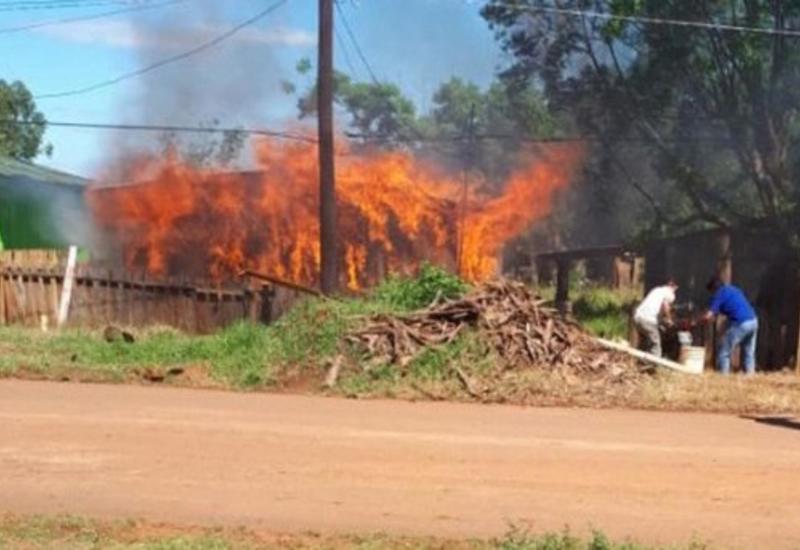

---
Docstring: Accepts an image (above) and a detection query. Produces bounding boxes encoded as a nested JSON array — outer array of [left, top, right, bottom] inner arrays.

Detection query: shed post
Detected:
[[555, 257, 571, 315]]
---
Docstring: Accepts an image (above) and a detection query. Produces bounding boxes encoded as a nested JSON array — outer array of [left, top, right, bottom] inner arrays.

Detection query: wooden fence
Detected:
[[0, 251, 303, 333]]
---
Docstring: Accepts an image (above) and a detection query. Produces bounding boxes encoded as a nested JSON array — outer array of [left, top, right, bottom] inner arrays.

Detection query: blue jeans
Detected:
[[718, 318, 758, 375]]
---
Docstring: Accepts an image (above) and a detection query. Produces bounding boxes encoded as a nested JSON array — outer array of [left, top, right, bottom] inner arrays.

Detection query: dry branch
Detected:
[[346, 280, 649, 387]]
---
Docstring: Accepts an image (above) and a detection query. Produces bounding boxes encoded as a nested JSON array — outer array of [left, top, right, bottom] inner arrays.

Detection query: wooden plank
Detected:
[[49, 269, 60, 323], [596, 338, 702, 375], [8, 274, 17, 324], [35, 272, 47, 329], [537, 245, 627, 263], [19, 273, 31, 326], [0, 272, 5, 326]]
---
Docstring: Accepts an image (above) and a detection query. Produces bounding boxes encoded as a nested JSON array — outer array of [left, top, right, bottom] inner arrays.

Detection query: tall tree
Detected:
[[482, 1, 800, 251], [298, 70, 419, 144], [421, 77, 559, 187], [0, 80, 50, 160]]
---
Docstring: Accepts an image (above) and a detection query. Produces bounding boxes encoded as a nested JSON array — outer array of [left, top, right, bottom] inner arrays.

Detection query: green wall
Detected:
[[0, 161, 88, 250]]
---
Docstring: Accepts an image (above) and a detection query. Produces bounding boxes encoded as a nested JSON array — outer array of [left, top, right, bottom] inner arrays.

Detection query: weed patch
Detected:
[[373, 263, 469, 310], [0, 515, 710, 550], [571, 287, 639, 340]]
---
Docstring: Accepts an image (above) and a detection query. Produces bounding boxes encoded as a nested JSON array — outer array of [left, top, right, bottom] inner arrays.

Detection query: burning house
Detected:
[[87, 138, 583, 291], [0, 137, 583, 333]]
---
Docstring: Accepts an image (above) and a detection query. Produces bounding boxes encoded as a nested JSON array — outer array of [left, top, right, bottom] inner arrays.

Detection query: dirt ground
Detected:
[[1, 380, 800, 549]]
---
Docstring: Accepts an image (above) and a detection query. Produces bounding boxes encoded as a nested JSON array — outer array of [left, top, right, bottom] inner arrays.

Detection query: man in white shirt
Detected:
[[634, 278, 678, 357]]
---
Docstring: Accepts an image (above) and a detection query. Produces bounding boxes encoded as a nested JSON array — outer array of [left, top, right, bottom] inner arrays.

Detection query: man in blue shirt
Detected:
[[702, 276, 758, 375]]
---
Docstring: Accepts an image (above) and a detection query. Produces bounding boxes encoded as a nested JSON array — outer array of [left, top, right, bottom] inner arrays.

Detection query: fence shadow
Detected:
[[741, 415, 800, 432]]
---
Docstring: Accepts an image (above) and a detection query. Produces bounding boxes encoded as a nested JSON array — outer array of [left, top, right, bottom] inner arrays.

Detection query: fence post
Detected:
[[57, 245, 78, 328]]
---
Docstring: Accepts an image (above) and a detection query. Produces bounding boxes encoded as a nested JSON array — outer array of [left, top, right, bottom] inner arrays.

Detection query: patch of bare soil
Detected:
[[3, 381, 800, 549]]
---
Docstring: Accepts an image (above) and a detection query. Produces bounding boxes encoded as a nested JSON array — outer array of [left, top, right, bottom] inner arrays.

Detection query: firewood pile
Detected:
[[347, 280, 645, 382]]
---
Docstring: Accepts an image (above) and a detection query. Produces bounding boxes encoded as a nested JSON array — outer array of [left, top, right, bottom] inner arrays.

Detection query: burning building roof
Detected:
[[87, 138, 583, 289]]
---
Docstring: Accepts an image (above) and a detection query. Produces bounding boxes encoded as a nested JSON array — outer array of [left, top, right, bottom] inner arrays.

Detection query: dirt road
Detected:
[[1, 380, 799, 548]]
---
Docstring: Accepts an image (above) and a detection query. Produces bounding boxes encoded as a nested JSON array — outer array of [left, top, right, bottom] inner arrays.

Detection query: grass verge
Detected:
[[2, 319, 799, 414], [1, 268, 799, 415], [0, 515, 710, 550]]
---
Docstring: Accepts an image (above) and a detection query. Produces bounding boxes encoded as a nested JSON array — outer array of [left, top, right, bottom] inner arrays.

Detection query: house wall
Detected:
[[0, 178, 90, 250]]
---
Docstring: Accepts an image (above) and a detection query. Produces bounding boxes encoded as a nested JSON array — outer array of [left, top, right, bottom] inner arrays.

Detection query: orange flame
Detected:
[[88, 138, 582, 289]]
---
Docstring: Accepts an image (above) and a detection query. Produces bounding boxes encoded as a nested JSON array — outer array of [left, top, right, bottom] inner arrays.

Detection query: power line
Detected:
[[333, 0, 434, 147], [504, 3, 800, 38], [34, 0, 290, 99], [2, 118, 730, 146], [333, 0, 379, 84], [0, 0, 145, 11], [0, 119, 318, 143], [0, 0, 124, 5], [334, 22, 359, 78], [346, 131, 730, 145], [0, 0, 185, 34]]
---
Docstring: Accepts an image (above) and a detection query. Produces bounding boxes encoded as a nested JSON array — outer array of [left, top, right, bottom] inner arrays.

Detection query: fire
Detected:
[[88, 138, 582, 289]]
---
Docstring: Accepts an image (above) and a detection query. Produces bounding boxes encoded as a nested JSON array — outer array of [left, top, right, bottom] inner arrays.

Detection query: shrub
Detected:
[[373, 263, 468, 310]]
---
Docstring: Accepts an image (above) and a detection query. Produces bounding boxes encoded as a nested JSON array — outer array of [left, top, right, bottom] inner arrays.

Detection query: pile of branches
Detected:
[[347, 280, 644, 380]]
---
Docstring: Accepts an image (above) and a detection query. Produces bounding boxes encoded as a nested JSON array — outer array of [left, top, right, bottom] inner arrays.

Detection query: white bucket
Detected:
[[679, 346, 706, 374]]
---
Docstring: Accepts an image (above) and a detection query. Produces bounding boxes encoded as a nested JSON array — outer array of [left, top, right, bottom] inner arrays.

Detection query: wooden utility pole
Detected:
[[456, 104, 477, 277], [318, 0, 338, 294]]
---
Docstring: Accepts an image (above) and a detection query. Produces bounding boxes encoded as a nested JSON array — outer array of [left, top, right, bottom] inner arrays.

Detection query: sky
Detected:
[[2, 0, 506, 177]]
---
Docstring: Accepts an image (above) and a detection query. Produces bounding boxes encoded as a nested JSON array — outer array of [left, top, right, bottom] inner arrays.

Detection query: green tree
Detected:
[[0, 80, 50, 160], [416, 77, 560, 192], [482, 0, 800, 251], [297, 71, 419, 143]]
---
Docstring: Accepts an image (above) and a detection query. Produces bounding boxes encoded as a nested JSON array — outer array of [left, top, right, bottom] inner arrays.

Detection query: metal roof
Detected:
[[0, 156, 88, 187]]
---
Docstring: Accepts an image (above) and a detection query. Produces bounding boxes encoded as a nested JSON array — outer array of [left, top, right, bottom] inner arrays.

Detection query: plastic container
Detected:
[[679, 345, 706, 374]]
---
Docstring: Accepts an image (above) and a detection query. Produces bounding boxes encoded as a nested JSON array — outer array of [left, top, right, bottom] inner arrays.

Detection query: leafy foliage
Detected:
[[0, 80, 50, 160], [372, 263, 469, 310], [481, 0, 800, 253], [419, 77, 561, 187], [297, 70, 419, 142], [288, 61, 559, 188]]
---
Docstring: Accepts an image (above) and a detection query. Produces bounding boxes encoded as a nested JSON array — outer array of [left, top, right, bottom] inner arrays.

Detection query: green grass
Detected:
[[571, 287, 640, 340], [0, 296, 384, 389], [0, 516, 710, 550], [372, 263, 469, 311], [533, 284, 640, 340], [0, 267, 471, 391], [4, 276, 800, 415]]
